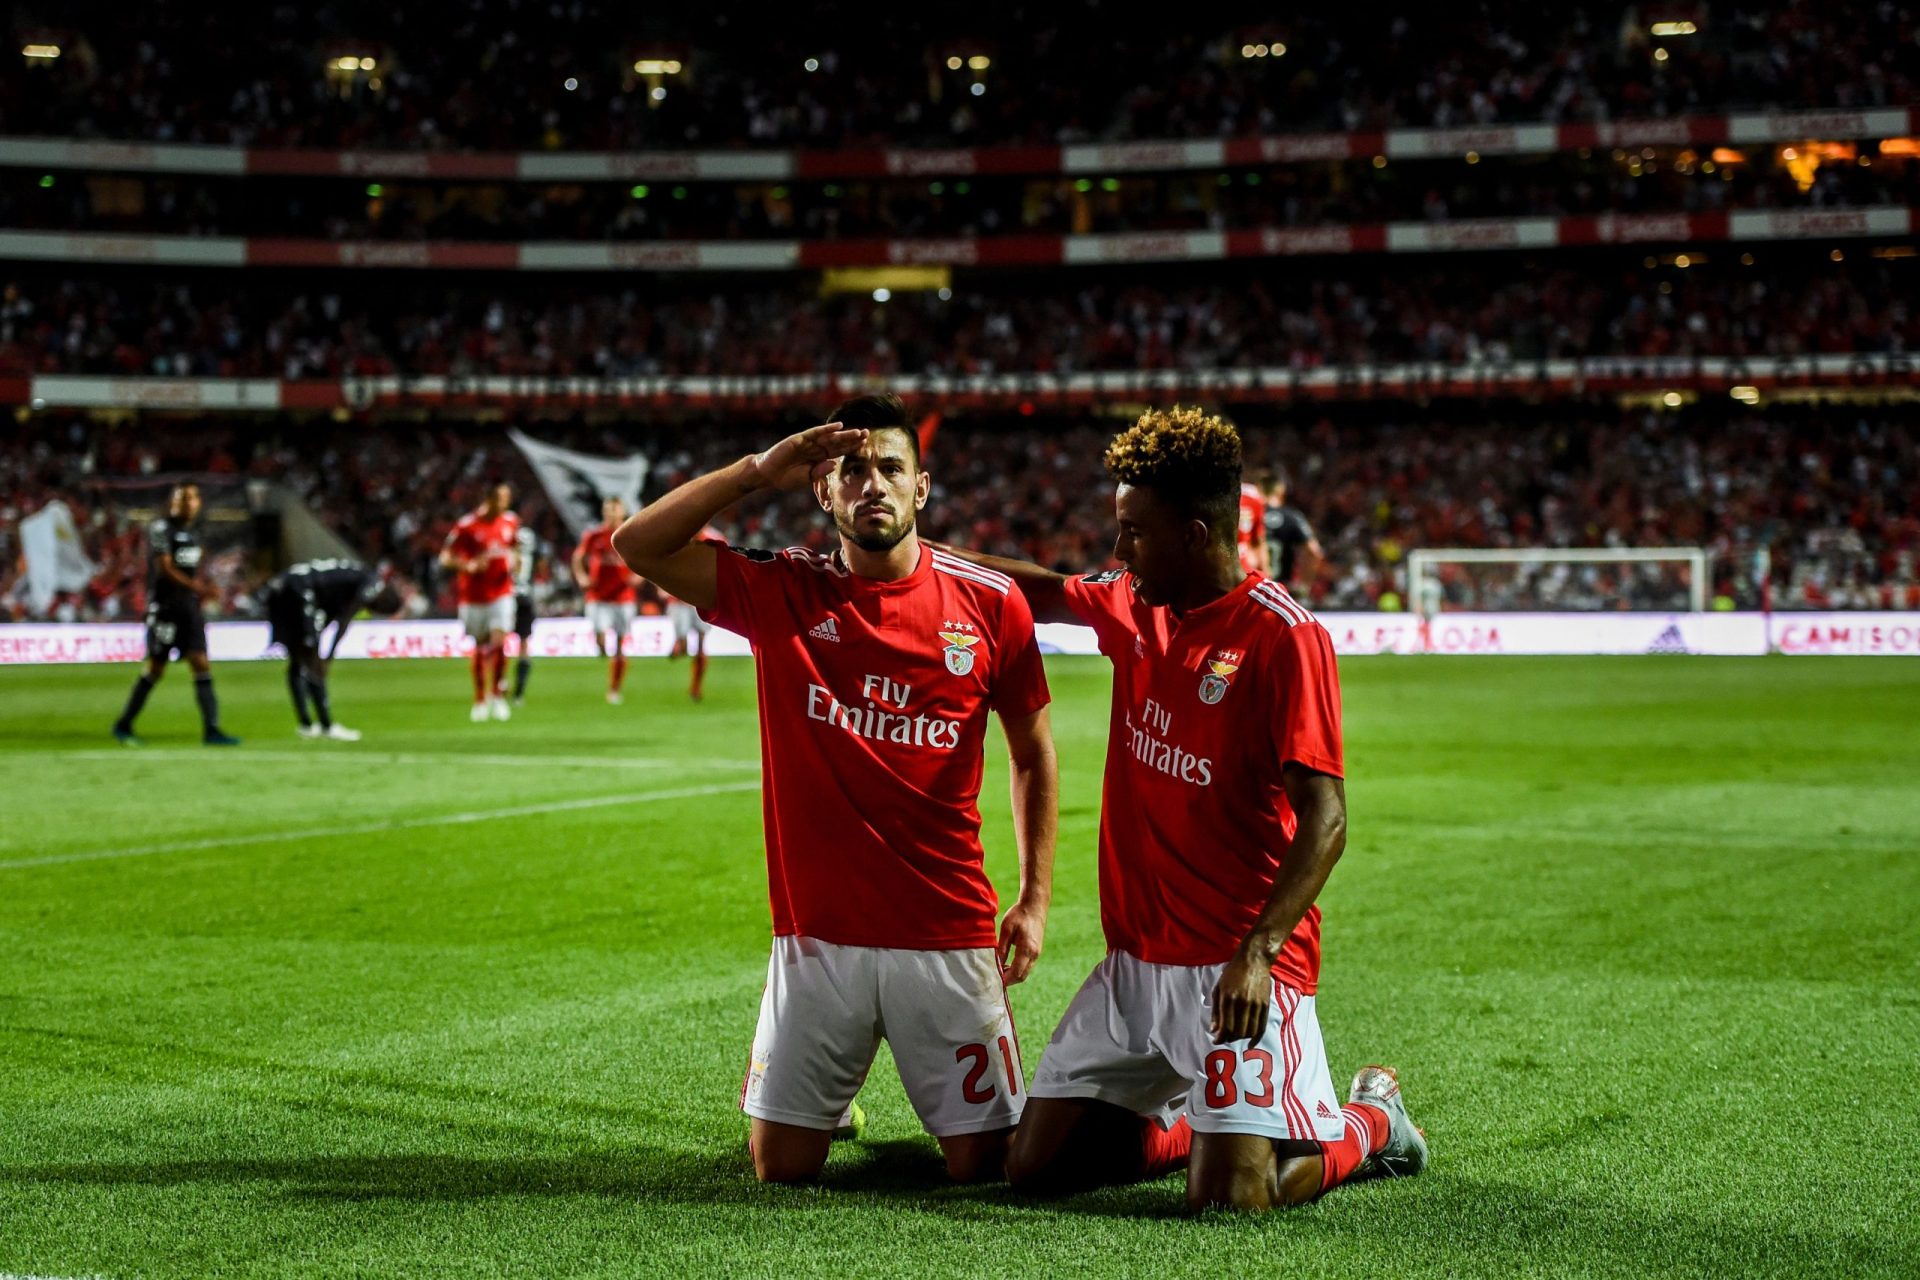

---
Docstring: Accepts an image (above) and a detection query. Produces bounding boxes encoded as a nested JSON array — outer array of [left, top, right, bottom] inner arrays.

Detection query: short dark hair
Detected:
[[1104, 406, 1242, 544], [827, 392, 920, 468]]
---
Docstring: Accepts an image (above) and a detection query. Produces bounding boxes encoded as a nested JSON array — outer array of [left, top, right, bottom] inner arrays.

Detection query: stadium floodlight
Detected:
[[967, 55, 990, 70], [22, 43, 61, 59], [1407, 547, 1711, 618], [1650, 20, 1698, 36], [633, 58, 683, 75]]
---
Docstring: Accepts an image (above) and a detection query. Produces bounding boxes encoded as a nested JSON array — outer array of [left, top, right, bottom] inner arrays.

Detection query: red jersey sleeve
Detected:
[[990, 580, 1051, 719], [1060, 570, 1135, 659], [1267, 621, 1345, 779], [702, 544, 789, 642]]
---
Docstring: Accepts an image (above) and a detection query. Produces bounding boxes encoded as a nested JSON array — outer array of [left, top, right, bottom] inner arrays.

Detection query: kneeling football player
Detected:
[[613, 394, 1057, 1183], [943, 408, 1427, 1211]]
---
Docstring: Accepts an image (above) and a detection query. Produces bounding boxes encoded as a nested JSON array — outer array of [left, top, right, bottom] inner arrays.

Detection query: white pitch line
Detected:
[[0, 779, 761, 872], [54, 749, 760, 771]]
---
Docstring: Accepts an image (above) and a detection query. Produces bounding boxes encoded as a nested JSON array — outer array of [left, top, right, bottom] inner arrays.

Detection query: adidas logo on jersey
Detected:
[[808, 617, 841, 642]]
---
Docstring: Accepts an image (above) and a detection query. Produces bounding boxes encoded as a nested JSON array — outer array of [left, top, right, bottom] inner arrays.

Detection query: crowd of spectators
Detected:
[[3, 3, 1912, 151], [5, 255, 1914, 383], [4, 407, 1913, 624], [8, 153, 1914, 244]]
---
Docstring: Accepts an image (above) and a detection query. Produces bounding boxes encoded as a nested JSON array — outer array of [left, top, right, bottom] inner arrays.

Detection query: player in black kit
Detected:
[[112, 483, 240, 746], [509, 524, 540, 705], [1259, 468, 1325, 590], [264, 559, 405, 741]]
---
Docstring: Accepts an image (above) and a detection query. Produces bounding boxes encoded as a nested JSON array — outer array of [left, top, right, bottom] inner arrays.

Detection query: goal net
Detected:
[[1405, 547, 1711, 617]]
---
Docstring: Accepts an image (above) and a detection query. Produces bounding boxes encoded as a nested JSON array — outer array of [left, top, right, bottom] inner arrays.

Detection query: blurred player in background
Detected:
[[1238, 479, 1269, 576], [573, 497, 641, 704], [612, 395, 1058, 1185], [439, 483, 520, 723], [943, 408, 1425, 1213], [1260, 469, 1323, 592], [111, 482, 240, 747], [263, 558, 405, 741], [664, 524, 724, 702], [510, 523, 541, 705]]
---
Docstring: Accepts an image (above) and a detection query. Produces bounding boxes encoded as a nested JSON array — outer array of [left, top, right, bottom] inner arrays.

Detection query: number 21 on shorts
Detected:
[[956, 1037, 1021, 1104], [1203, 1047, 1276, 1109]]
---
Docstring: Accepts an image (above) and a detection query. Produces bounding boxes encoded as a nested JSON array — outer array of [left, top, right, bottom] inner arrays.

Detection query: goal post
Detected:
[[1406, 547, 1712, 618]]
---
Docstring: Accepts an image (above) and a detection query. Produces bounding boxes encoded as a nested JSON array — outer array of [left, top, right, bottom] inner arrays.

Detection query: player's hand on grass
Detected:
[[747, 423, 869, 491], [998, 897, 1046, 984], [1209, 949, 1274, 1044]]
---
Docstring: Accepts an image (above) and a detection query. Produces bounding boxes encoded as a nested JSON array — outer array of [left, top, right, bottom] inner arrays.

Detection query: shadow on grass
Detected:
[[0, 1140, 1190, 1219], [5, 1154, 1911, 1272]]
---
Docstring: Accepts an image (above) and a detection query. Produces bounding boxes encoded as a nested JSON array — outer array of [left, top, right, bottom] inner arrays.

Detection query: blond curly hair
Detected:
[[1104, 406, 1243, 539]]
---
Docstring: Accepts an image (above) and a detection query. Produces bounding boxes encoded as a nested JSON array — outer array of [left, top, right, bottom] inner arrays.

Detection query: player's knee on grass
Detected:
[[749, 1119, 831, 1184], [1186, 1135, 1319, 1213], [937, 1128, 1010, 1183], [1005, 1098, 1133, 1194]]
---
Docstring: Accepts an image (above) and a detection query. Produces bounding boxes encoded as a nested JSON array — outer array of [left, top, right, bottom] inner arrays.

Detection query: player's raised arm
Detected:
[[996, 703, 1058, 984], [611, 422, 868, 609], [931, 546, 1077, 626]]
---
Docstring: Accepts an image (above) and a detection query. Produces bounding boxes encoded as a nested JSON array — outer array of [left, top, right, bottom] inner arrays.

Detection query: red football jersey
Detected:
[[703, 542, 1051, 950], [1238, 483, 1266, 574], [1062, 570, 1343, 993], [575, 526, 637, 603], [448, 511, 520, 604]]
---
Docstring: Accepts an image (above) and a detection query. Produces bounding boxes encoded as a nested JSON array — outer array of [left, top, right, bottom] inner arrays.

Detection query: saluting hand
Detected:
[[1209, 948, 1274, 1045], [747, 422, 870, 491]]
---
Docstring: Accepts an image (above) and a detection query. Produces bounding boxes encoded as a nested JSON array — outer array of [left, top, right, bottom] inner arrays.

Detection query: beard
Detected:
[[836, 506, 915, 553]]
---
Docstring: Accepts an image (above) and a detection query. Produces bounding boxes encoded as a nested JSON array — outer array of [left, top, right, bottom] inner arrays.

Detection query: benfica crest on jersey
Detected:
[[1198, 648, 1243, 704], [939, 626, 981, 675]]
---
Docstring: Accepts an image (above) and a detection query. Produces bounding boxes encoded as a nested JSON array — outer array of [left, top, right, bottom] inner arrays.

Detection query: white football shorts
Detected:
[[1029, 950, 1344, 1143], [742, 935, 1025, 1137], [587, 600, 637, 637], [669, 600, 709, 641], [459, 596, 515, 641]]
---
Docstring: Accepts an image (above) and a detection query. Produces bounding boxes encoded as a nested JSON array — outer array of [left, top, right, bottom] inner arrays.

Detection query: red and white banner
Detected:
[[3, 207, 1910, 273], [7, 353, 1915, 414], [1, 107, 1912, 181], [5, 612, 1915, 665], [0, 616, 751, 666]]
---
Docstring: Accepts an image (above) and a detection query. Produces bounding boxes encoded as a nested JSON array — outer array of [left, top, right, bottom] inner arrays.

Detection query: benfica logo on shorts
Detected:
[[939, 628, 980, 675], [1198, 648, 1243, 705]]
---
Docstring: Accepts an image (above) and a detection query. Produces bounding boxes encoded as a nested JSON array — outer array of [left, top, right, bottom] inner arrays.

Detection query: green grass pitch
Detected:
[[1, 654, 1916, 1278]]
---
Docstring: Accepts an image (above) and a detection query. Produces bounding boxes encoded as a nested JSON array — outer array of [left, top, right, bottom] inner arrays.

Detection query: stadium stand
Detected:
[[1, 5, 1915, 626]]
